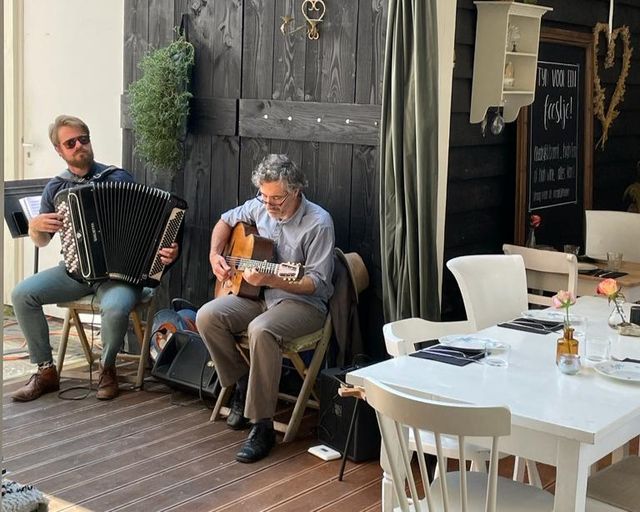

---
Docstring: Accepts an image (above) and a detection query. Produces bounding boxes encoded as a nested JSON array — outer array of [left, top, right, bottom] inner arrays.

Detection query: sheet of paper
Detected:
[[18, 195, 41, 220]]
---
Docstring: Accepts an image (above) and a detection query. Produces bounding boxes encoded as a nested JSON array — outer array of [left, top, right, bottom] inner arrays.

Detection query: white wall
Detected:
[[4, 0, 124, 309]]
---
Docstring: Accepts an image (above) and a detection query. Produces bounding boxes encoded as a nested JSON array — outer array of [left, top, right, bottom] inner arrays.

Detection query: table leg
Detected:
[[554, 440, 589, 511]]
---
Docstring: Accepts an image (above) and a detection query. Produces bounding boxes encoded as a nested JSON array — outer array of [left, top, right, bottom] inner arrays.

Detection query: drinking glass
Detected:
[[607, 252, 623, 271], [484, 341, 511, 367], [586, 336, 610, 363], [569, 315, 588, 348]]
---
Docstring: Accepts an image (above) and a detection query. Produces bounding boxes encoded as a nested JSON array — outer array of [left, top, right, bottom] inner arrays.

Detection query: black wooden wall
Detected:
[[442, 0, 640, 319], [122, 0, 388, 359], [122, 0, 640, 347]]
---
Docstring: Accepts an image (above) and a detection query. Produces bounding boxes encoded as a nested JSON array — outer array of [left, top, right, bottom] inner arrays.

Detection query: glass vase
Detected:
[[556, 326, 579, 364], [526, 228, 536, 248], [608, 297, 629, 330]]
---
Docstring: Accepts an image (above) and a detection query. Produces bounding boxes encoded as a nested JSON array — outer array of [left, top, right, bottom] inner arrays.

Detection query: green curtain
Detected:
[[380, 0, 440, 322]]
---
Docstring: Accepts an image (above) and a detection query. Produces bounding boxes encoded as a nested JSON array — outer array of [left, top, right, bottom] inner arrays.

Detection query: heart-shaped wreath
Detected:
[[593, 22, 633, 149]]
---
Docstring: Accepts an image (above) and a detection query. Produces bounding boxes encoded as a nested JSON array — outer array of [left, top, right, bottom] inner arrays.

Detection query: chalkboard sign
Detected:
[[516, 28, 594, 249], [529, 60, 580, 210]]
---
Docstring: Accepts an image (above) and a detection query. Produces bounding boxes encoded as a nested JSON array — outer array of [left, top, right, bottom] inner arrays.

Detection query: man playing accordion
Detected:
[[11, 115, 179, 402]]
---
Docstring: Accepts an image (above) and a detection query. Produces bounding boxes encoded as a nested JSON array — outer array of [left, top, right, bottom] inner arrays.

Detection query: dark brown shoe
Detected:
[[96, 364, 119, 400], [12, 366, 59, 402]]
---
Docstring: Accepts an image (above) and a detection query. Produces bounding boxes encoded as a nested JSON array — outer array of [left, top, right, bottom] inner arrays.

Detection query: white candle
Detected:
[[609, 0, 614, 39]]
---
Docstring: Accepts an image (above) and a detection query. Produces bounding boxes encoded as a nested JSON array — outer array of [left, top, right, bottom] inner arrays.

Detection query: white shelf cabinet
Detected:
[[470, 1, 552, 124]]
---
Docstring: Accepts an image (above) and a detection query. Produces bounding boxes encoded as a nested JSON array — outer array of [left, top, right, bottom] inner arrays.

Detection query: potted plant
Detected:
[[128, 34, 195, 173]]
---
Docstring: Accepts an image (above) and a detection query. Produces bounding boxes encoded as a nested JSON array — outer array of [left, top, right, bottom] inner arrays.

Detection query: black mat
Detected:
[[578, 269, 628, 279], [498, 317, 564, 335], [410, 344, 484, 367]]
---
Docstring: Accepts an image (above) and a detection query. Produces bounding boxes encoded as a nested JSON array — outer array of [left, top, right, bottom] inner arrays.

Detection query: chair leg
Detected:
[[210, 386, 233, 422], [282, 332, 331, 443], [56, 309, 73, 374], [133, 301, 155, 390], [526, 459, 542, 488], [70, 308, 95, 367], [513, 456, 526, 482]]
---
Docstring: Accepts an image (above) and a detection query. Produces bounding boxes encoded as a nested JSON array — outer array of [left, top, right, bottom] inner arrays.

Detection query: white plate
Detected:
[[594, 361, 640, 383], [578, 262, 598, 271], [520, 309, 566, 322], [439, 335, 493, 351]]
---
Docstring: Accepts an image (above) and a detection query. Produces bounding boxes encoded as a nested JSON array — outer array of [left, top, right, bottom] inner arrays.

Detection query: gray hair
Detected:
[[49, 115, 90, 146], [251, 154, 308, 192]]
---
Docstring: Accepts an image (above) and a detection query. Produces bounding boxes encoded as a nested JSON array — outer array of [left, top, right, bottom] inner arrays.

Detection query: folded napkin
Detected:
[[410, 344, 484, 367], [498, 317, 563, 335]]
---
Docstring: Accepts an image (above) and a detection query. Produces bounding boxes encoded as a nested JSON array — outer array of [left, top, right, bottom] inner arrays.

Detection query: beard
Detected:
[[66, 147, 94, 169]]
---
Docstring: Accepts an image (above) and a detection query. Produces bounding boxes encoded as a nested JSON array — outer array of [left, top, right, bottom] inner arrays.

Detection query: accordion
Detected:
[[54, 182, 187, 287]]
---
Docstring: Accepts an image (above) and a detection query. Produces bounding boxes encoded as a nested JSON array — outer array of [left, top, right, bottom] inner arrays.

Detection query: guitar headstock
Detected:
[[277, 262, 304, 281]]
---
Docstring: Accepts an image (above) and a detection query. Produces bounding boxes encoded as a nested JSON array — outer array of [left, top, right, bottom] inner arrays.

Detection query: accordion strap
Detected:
[[58, 165, 119, 184]]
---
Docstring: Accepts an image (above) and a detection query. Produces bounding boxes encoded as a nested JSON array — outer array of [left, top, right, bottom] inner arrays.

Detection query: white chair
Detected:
[[585, 210, 640, 263], [586, 455, 640, 511], [503, 244, 578, 306], [383, 317, 541, 487], [363, 377, 554, 511], [446, 254, 528, 330]]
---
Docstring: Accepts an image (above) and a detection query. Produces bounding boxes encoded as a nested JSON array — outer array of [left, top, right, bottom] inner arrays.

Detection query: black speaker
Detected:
[[317, 367, 380, 462], [151, 331, 219, 398]]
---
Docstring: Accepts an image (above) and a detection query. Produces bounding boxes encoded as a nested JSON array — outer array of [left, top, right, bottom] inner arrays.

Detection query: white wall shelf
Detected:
[[470, 1, 552, 124]]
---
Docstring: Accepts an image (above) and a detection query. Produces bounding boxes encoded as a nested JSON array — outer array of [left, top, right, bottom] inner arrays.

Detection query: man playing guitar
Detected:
[[196, 154, 335, 463]]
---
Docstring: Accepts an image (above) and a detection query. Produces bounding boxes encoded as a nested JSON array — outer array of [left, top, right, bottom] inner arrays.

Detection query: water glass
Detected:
[[586, 336, 610, 363], [563, 244, 580, 255], [484, 341, 511, 367], [569, 315, 588, 347], [607, 251, 623, 271]]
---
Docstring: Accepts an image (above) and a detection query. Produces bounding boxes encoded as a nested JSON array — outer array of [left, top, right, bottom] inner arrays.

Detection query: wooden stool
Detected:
[[56, 288, 156, 388]]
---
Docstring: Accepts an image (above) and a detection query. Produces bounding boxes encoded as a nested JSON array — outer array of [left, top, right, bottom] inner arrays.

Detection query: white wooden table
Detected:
[[347, 296, 640, 512]]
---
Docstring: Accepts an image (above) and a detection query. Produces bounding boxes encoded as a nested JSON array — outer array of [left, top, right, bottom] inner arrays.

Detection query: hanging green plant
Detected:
[[128, 34, 195, 172]]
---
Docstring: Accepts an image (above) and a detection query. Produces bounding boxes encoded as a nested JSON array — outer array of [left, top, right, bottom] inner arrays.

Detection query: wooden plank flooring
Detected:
[[6, 363, 637, 511], [3, 365, 382, 512]]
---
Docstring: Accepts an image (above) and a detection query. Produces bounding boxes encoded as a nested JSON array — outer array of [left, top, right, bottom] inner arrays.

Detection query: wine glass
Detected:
[[490, 108, 505, 135]]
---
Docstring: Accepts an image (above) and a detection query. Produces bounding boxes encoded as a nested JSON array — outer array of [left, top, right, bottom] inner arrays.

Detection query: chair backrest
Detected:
[[383, 318, 473, 357], [502, 244, 578, 307], [364, 377, 510, 512], [446, 255, 528, 330], [585, 210, 640, 262]]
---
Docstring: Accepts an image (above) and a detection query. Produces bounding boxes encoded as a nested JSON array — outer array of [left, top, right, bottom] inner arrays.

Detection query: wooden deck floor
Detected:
[[7, 362, 636, 511], [3, 365, 383, 512]]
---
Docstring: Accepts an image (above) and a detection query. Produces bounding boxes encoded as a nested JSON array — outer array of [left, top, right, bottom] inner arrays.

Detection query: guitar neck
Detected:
[[225, 256, 280, 275]]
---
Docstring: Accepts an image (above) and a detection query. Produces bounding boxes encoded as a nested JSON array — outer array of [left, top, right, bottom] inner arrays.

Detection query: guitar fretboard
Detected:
[[225, 256, 279, 275]]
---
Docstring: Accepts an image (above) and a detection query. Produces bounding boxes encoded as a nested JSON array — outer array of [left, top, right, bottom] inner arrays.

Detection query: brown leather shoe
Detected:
[[12, 366, 60, 402], [96, 364, 119, 400]]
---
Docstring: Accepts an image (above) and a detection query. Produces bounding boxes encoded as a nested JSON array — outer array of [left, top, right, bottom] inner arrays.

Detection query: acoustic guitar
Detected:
[[214, 223, 304, 299]]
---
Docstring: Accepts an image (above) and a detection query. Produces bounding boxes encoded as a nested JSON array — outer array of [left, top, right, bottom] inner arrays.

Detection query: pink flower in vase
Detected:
[[552, 290, 576, 326]]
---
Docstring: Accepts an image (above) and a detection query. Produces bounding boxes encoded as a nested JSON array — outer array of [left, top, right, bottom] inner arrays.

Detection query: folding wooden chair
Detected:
[[210, 312, 333, 442], [56, 288, 156, 389]]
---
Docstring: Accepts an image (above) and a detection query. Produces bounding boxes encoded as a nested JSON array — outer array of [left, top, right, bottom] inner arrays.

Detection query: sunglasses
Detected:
[[61, 135, 91, 150]]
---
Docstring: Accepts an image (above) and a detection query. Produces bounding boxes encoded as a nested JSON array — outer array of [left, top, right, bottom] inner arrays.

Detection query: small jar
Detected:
[[558, 353, 581, 375]]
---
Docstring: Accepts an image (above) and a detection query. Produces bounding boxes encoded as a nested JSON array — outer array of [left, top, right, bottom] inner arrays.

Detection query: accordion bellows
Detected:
[[55, 182, 187, 287]]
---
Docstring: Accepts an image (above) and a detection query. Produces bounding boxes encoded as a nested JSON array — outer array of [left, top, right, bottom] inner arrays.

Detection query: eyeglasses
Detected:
[[255, 191, 290, 206], [61, 135, 91, 150]]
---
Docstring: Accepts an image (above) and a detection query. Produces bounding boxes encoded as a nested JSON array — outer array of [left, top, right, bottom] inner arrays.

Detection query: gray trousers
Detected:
[[11, 262, 142, 366], [196, 296, 325, 421]]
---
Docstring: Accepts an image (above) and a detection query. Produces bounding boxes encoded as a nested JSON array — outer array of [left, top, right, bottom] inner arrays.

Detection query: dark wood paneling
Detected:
[[239, 99, 380, 145]]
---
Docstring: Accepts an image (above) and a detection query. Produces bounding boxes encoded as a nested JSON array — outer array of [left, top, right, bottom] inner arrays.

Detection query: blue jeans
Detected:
[[11, 263, 142, 366]]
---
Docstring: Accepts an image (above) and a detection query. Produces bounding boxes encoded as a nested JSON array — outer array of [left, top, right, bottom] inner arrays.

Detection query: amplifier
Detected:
[[317, 367, 380, 462], [151, 331, 219, 398]]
